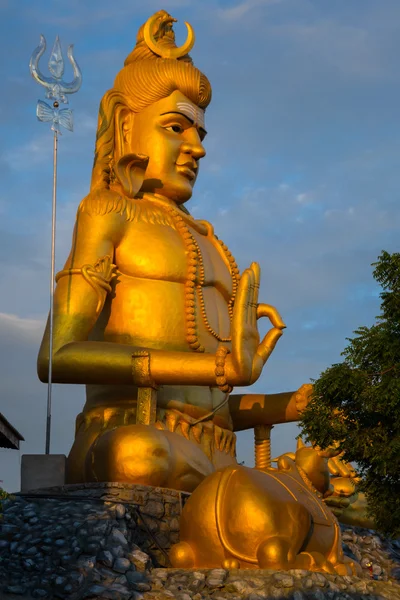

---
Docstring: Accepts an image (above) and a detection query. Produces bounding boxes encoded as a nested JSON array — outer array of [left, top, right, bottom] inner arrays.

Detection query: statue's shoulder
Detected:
[[78, 189, 130, 220], [197, 219, 215, 237]]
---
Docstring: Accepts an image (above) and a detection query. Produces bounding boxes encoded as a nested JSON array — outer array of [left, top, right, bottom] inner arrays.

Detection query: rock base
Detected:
[[0, 483, 187, 598], [0, 483, 399, 599], [147, 566, 400, 599]]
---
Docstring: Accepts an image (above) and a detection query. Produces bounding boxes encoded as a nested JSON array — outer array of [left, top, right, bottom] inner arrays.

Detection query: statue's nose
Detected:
[[181, 135, 206, 161]]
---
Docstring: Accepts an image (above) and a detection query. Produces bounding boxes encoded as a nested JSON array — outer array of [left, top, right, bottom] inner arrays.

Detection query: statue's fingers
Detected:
[[247, 267, 256, 326], [330, 507, 343, 517], [244, 269, 254, 325], [251, 262, 260, 305], [335, 458, 353, 478], [233, 269, 251, 330], [324, 495, 351, 509], [249, 263, 260, 327], [256, 303, 286, 329], [327, 457, 341, 476], [349, 466, 358, 479], [256, 327, 284, 363], [323, 486, 334, 499]]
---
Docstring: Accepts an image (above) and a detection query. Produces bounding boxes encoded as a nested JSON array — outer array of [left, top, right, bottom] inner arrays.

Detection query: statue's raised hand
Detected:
[[227, 262, 286, 386]]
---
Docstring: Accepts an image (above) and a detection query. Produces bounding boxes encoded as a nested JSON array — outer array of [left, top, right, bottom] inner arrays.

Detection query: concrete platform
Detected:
[[20, 454, 66, 492]]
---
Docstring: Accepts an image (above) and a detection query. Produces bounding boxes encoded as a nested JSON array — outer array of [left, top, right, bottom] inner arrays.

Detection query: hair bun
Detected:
[[125, 10, 193, 66]]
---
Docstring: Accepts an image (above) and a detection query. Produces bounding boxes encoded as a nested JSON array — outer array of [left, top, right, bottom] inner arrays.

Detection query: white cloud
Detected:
[[0, 312, 43, 340], [271, 19, 395, 81], [76, 112, 97, 133], [2, 134, 52, 169], [217, 0, 282, 21], [27, 0, 193, 29], [296, 192, 312, 204]]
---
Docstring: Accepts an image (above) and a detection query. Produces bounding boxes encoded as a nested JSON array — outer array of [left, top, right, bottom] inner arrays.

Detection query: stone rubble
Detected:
[[0, 485, 399, 599]]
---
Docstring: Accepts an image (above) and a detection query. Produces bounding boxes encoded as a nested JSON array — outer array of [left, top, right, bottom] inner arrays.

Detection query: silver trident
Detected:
[[29, 35, 82, 455]]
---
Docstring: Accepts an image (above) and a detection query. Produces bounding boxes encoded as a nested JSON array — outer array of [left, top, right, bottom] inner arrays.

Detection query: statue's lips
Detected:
[[176, 165, 196, 181]]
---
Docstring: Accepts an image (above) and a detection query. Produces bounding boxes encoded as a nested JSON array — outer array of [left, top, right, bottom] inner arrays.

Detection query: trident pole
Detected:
[[45, 129, 58, 454], [29, 35, 82, 454]]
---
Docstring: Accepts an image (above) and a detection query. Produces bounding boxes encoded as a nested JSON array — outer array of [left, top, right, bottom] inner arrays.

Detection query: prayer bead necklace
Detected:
[[166, 206, 240, 352]]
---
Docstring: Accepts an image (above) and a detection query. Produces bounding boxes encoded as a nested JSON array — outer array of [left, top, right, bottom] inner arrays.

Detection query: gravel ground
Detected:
[[1, 494, 399, 599]]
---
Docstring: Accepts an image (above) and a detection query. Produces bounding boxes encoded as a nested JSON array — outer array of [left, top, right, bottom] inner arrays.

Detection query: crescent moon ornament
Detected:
[[143, 13, 195, 59]]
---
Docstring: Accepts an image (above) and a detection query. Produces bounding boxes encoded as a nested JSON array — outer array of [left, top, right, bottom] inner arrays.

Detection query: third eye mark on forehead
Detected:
[[160, 104, 207, 136], [176, 102, 205, 129]]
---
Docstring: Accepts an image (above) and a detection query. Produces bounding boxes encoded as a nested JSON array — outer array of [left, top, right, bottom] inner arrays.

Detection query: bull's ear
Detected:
[[272, 452, 296, 463], [296, 437, 306, 451]]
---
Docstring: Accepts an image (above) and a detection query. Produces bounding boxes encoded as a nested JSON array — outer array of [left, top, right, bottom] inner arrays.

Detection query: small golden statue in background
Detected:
[[285, 440, 374, 530], [37, 11, 357, 573]]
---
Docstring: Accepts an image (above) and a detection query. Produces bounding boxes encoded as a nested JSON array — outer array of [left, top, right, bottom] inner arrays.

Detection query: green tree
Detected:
[[300, 251, 400, 536], [0, 485, 10, 519]]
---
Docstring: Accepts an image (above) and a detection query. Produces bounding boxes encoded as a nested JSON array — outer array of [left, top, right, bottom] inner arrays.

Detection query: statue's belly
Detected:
[[104, 276, 231, 353], [105, 276, 187, 350]]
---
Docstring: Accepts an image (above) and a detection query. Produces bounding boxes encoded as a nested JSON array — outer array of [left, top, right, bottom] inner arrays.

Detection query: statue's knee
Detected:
[[85, 424, 172, 486]]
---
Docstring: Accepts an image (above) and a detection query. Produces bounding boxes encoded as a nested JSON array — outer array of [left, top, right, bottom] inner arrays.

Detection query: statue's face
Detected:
[[125, 90, 207, 203]]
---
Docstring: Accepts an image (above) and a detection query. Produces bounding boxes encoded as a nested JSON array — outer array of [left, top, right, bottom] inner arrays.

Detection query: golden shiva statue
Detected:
[[37, 10, 300, 491], [37, 11, 358, 573]]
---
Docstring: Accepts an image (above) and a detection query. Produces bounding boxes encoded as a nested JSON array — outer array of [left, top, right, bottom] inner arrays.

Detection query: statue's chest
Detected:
[[115, 220, 233, 294]]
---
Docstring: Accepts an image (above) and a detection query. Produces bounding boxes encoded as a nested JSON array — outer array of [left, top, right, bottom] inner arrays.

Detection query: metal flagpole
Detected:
[[45, 128, 58, 455], [29, 35, 82, 454]]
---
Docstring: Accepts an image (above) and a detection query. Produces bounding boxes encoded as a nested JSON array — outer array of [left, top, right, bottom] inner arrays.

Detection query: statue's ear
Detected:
[[114, 153, 149, 198], [114, 106, 134, 161], [112, 107, 149, 198]]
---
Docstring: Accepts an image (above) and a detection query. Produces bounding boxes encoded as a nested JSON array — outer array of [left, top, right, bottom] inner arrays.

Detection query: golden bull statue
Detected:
[[170, 447, 357, 574]]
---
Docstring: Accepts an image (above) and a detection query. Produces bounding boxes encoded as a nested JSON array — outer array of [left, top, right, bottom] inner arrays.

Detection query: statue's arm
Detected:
[[228, 384, 312, 432], [37, 206, 128, 383], [37, 205, 219, 387]]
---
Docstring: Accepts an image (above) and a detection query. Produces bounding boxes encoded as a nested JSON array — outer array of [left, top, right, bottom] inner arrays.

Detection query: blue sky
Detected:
[[0, 0, 399, 491]]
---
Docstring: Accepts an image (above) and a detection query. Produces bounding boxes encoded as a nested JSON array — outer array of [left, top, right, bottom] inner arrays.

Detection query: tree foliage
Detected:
[[0, 486, 11, 519], [300, 251, 400, 536]]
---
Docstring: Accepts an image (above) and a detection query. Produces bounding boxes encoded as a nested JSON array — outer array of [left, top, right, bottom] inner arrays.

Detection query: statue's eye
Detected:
[[166, 124, 184, 134]]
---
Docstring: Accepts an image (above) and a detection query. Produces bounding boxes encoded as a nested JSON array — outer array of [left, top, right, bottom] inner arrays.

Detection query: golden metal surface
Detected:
[[37, 9, 292, 488], [229, 383, 313, 431], [55, 255, 116, 313], [136, 387, 157, 426], [254, 424, 273, 469], [276, 440, 376, 530], [35, 10, 356, 571], [143, 11, 195, 59], [170, 461, 357, 574]]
